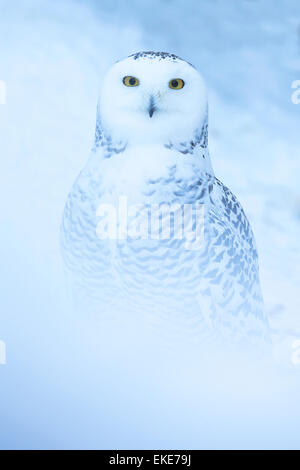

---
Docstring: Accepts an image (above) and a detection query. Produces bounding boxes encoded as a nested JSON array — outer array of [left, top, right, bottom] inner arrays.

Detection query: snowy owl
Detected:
[[61, 51, 269, 345]]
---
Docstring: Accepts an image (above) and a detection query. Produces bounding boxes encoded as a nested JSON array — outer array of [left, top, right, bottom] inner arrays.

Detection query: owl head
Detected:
[[98, 52, 208, 147]]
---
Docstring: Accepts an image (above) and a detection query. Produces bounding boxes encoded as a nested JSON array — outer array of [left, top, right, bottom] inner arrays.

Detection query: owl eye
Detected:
[[123, 76, 140, 87], [169, 78, 185, 90]]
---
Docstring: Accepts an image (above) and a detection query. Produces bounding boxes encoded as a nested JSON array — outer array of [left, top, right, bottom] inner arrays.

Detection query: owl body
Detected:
[[61, 52, 269, 344]]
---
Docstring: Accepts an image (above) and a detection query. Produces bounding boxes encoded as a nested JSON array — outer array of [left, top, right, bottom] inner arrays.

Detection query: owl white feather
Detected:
[[61, 51, 269, 346]]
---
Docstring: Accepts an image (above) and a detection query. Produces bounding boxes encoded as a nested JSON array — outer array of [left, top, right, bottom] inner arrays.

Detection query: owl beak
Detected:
[[148, 95, 156, 118]]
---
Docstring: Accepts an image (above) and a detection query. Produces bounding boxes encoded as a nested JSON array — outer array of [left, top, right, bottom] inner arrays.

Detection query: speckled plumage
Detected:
[[61, 52, 269, 345]]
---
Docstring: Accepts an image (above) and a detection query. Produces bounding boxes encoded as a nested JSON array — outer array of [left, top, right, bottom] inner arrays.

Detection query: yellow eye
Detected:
[[123, 76, 140, 87], [169, 78, 185, 90]]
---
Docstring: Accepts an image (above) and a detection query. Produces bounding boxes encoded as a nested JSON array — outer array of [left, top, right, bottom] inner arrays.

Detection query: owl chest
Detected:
[[109, 238, 200, 309], [97, 144, 201, 204]]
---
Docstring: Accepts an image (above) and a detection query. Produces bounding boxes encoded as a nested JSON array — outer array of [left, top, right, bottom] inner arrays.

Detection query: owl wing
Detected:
[[60, 148, 120, 312], [195, 176, 269, 341]]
